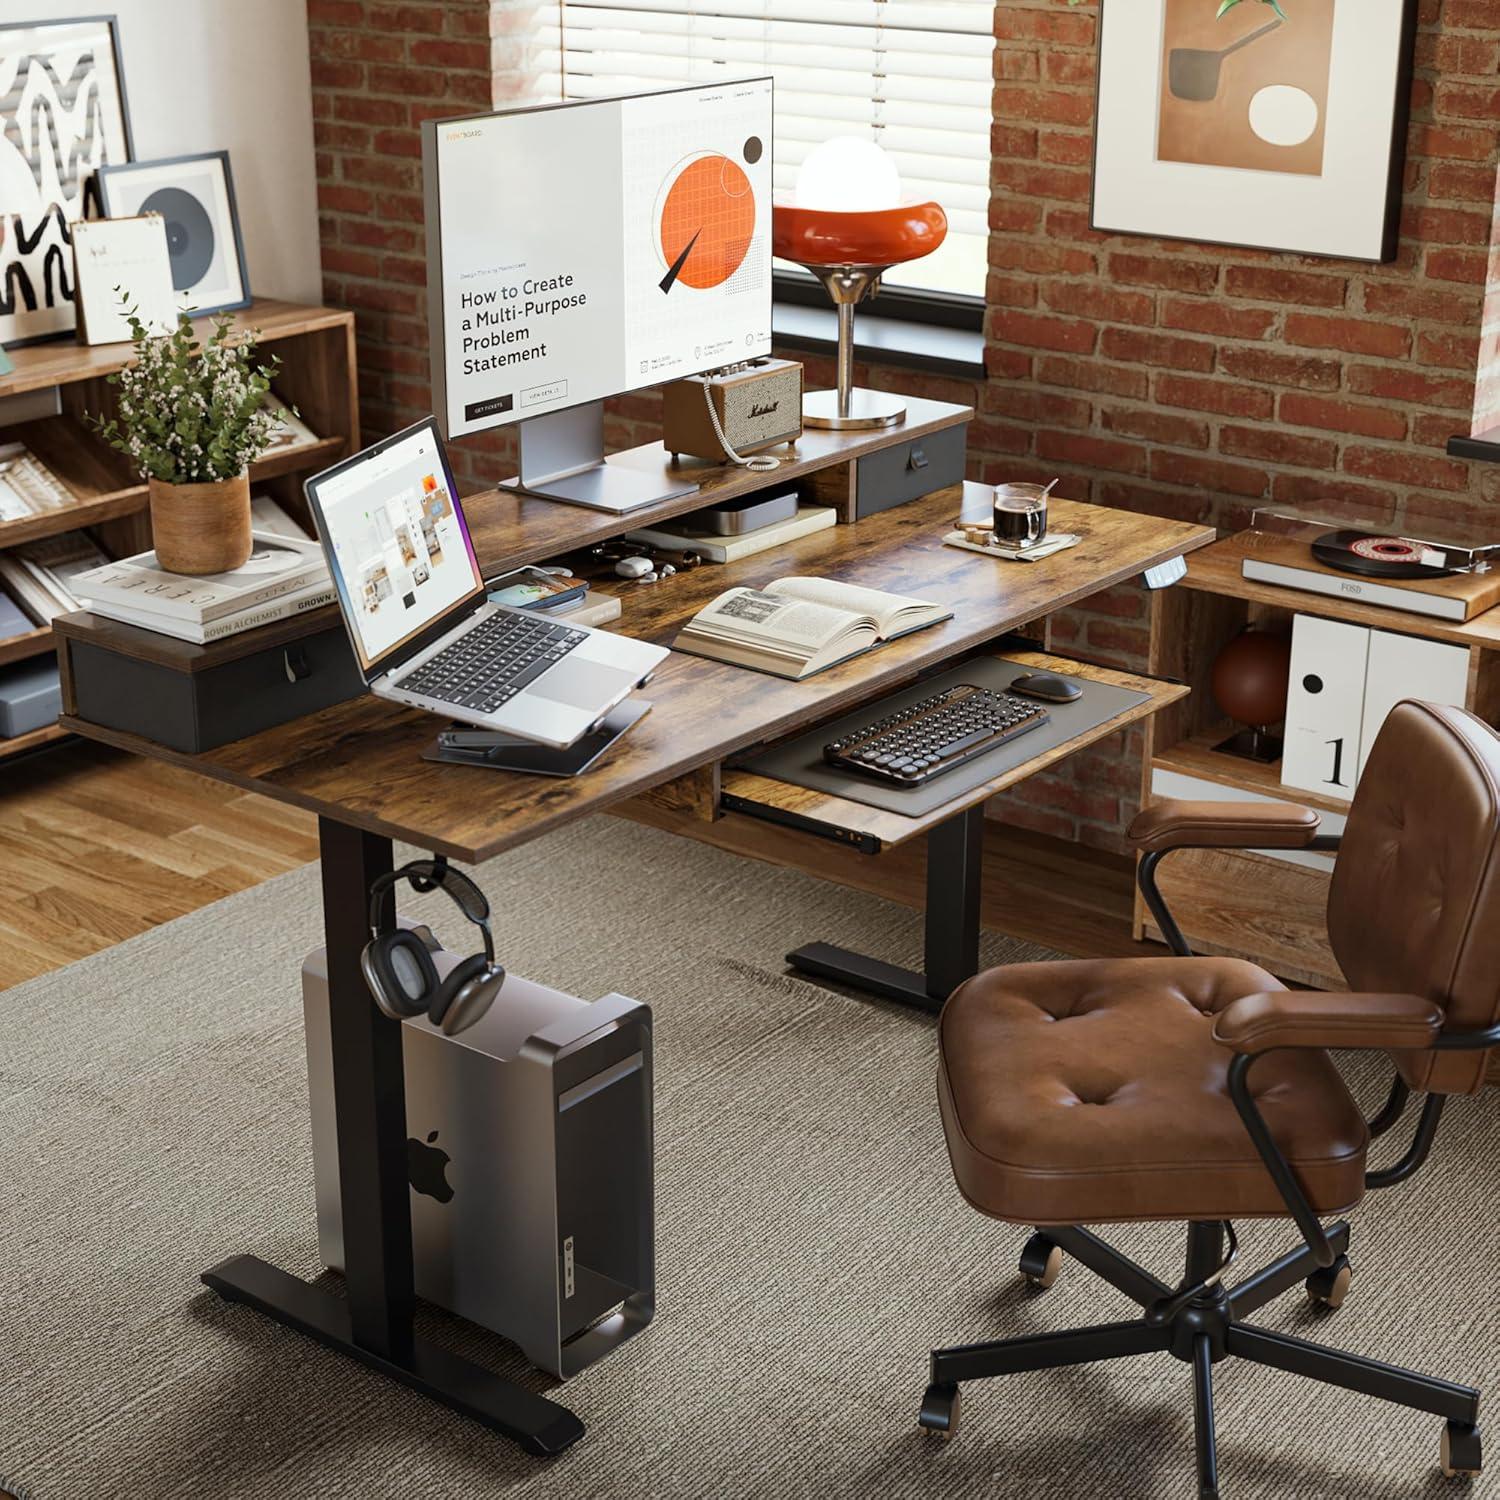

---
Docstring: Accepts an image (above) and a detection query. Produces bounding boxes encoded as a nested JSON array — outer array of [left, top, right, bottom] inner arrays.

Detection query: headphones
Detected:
[[361, 857, 505, 1036]]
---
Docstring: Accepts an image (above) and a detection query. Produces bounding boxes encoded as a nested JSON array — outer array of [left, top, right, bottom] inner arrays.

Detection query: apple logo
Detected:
[[407, 1129, 454, 1204]]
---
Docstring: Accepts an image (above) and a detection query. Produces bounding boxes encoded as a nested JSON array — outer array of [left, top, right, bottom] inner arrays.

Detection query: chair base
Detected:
[[921, 1222, 1482, 1496]]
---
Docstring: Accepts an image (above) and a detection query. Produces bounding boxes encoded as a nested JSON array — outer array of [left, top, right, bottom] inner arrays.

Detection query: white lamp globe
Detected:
[[794, 137, 902, 212]]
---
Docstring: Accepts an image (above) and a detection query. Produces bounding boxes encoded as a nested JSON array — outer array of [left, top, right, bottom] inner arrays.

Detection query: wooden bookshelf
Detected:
[[1141, 531, 1500, 1009], [0, 721, 69, 756], [0, 299, 358, 762], [0, 626, 55, 670]]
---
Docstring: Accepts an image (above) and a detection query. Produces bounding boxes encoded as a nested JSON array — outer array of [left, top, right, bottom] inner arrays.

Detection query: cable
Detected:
[[701, 375, 781, 472]]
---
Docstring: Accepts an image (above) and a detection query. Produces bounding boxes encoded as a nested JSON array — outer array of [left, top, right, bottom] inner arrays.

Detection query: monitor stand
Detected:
[[501, 402, 699, 515]]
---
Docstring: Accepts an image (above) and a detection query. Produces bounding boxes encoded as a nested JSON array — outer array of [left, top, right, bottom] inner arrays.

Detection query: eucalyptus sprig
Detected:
[[88, 304, 284, 485]]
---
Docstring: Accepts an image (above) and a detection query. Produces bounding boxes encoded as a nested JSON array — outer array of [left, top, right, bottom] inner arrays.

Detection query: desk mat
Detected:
[[730, 657, 1150, 817]]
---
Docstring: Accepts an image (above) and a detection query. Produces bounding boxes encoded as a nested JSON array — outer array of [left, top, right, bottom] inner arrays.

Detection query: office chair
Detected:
[[921, 701, 1499, 1497]]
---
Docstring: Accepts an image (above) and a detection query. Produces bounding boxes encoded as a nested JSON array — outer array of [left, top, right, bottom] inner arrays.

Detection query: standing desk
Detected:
[[56, 401, 1214, 1456]]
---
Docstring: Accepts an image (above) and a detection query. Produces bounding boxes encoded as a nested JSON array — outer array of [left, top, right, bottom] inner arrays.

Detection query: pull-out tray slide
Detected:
[[721, 650, 1188, 854]]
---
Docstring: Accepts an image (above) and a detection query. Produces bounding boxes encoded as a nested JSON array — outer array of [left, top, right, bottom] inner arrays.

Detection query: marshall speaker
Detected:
[[662, 356, 803, 464], [303, 926, 654, 1379]]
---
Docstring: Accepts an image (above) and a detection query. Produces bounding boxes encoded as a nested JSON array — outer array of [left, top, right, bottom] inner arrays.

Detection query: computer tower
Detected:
[[302, 928, 654, 1378]]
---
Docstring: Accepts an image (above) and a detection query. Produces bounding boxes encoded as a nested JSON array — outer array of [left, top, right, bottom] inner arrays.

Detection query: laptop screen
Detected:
[[308, 421, 484, 675]]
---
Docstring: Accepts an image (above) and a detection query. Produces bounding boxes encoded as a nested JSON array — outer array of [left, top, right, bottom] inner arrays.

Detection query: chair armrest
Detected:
[[1213, 991, 1445, 1056], [1128, 798, 1322, 854]]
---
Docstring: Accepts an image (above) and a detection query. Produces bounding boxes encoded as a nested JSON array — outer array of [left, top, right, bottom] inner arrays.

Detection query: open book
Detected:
[[672, 575, 951, 679]]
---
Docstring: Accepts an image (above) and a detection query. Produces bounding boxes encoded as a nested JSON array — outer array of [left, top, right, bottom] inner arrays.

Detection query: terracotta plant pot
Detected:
[[148, 471, 253, 575]]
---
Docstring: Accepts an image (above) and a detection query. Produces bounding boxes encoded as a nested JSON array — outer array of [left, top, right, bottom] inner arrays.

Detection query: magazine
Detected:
[[672, 575, 951, 680], [0, 442, 76, 521], [71, 531, 328, 624], [0, 533, 110, 622], [262, 393, 320, 453]]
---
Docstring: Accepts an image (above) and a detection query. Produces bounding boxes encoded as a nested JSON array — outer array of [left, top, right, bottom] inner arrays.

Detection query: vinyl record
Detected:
[[140, 185, 216, 291], [1311, 529, 1453, 580]]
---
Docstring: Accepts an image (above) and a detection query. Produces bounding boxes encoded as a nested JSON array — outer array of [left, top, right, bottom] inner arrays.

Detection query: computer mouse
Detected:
[[1010, 671, 1083, 704], [614, 556, 654, 579]]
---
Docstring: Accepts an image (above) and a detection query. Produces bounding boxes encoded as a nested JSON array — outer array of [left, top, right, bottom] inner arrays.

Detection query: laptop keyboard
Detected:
[[394, 610, 589, 715]]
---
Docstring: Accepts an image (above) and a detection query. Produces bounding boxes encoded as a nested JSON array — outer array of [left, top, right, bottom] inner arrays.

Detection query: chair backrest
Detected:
[[1329, 700, 1500, 1094]]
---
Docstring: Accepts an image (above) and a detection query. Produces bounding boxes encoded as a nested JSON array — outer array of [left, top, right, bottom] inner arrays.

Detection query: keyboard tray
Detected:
[[721, 651, 1187, 852]]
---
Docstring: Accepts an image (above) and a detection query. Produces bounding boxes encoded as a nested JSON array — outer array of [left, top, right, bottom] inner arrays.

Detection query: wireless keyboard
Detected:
[[823, 684, 1050, 787]]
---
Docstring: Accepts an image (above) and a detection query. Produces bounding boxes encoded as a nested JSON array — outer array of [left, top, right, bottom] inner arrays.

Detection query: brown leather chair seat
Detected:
[[937, 955, 1370, 1227]]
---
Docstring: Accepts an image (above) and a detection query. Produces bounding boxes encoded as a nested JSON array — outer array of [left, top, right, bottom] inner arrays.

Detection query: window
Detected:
[[557, 2, 996, 307]]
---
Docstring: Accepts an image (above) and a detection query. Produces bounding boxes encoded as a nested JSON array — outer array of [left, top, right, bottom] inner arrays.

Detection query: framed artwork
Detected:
[[1091, 0, 1419, 263], [0, 15, 133, 347], [98, 149, 250, 316]]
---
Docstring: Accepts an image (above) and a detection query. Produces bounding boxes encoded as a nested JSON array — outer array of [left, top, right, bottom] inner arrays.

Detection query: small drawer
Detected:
[[853, 421, 967, 519]]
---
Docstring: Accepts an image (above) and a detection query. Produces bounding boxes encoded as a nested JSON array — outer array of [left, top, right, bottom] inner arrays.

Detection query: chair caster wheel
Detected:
[[1019, 1233, 1063, 1290], [1305, 1254, 1352, 1310], [919, 1382, 962, 1440], [1442, 1421, 1482, 1478]]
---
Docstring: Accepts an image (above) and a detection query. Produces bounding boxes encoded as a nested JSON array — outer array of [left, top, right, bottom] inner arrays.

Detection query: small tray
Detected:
[[944, 530, 1081, 563]]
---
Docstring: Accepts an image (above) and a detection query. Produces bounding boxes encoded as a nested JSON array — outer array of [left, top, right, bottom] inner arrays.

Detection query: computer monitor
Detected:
[[422, 78, 774, 514]]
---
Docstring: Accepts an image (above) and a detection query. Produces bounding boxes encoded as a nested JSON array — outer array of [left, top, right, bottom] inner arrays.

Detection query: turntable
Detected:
[[1242, 508, 1500, 623]]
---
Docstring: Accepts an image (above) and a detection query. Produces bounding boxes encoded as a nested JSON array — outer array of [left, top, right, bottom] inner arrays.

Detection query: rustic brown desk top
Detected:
[[61, 493, 1213, 862]]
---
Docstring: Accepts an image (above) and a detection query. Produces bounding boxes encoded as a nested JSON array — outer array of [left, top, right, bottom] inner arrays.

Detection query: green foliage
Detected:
[[87, 303, 285, 484]]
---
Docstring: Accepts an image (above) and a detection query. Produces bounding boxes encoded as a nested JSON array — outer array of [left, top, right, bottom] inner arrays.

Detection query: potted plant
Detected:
[[90, 308, 284, 575]]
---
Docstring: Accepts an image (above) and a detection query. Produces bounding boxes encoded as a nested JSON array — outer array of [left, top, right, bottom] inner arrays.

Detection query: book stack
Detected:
[[0, 532, 111, 623], [73, 531, 335, 645]]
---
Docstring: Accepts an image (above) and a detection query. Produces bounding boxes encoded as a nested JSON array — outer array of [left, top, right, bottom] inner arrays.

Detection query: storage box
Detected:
[[853, 421, 967, 518], [56, 609, 363, 753], [0, 657, 62, 737]]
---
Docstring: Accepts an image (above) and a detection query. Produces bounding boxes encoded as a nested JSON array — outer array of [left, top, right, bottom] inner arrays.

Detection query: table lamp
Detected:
[[772, 137, 947, 430]]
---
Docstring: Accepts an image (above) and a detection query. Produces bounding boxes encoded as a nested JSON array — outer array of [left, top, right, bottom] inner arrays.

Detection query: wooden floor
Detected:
[[0, 742, 320, 989], [0, 740, 1143, 990]]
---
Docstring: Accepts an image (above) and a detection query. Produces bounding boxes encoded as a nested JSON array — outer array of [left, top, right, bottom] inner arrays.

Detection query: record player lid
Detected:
[[1250, 505, 1500, 574]]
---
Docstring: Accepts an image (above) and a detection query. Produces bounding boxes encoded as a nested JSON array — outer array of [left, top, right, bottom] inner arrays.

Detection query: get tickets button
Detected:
[[522, 379, 568, 409]]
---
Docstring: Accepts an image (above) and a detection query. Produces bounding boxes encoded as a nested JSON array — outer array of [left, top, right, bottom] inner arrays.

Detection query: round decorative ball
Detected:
[[1211, 628, 1292, 729]]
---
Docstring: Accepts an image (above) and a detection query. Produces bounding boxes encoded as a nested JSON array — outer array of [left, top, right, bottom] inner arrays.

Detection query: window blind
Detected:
[[557, 1, 996, 300]]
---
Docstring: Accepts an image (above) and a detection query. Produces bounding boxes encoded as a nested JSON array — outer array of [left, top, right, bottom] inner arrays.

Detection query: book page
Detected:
[[689, 588, 861, 652], [766, 576, 937, 634]]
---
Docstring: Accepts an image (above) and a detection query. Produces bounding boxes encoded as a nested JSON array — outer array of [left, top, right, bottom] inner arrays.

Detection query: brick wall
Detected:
[[972, 0, 1500, 851], [307, 0, 1500, 853], [308, 0, 554, 492]]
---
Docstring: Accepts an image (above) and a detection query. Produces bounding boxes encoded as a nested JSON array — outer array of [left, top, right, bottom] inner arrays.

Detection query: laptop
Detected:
[[305, 418, 667, 750]]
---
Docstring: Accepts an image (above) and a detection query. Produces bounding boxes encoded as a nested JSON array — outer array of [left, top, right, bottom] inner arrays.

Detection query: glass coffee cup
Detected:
[[993, 483, 1050, 549]]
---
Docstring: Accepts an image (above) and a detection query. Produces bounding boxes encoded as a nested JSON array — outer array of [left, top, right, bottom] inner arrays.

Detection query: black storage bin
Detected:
[[66, 617, 363, 753]]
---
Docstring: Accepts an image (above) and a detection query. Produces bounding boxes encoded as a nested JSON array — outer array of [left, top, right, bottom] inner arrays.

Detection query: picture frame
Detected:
[[98, 149, 251, 317], [0, 15, 134, 348], [1090, 0, 1419, 263]]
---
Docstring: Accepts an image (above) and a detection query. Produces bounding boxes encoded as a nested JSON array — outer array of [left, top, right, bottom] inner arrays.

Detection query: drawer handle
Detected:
[[907, 444, 929, 471], [284, 645, 312, 683]]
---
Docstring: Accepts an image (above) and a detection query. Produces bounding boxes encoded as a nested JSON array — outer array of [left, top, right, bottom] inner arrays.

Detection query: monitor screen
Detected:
[[424, 78, 774, 439], [309, 424, 484, 675]]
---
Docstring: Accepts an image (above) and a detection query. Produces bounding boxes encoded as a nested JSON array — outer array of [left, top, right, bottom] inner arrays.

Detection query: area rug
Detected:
[[0, 817, 1495, 1499]]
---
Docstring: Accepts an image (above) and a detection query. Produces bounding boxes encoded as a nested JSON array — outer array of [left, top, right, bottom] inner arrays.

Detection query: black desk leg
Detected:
[[201, 817, 585, 1457], [786, 803, 984, 1014]]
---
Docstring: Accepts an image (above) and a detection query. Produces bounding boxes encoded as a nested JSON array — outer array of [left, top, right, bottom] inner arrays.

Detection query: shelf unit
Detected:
[[0, 299, 357, 761], [1141, 530, 1500, 1003]]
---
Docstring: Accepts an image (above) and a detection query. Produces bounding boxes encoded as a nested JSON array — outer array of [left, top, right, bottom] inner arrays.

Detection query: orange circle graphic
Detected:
[[658, 154, 755, 290]]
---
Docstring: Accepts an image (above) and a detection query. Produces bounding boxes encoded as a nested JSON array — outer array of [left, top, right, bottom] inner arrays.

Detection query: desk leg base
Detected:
[[202, 1254, 586, 1457], [786, 942, 944, 1014]]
